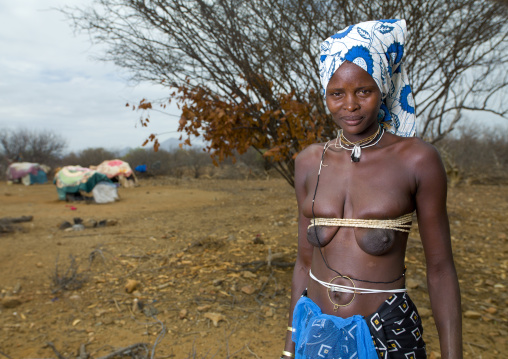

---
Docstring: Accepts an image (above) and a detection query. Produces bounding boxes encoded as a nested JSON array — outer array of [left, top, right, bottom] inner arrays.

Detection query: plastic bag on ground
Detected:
[[92, 182, 119, 204]]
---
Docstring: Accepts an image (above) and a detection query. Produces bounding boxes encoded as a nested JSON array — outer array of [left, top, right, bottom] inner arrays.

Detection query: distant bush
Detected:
[[435, 126, 508, 185], [60, 147, 119, 168], [120, 145, 269, 180]]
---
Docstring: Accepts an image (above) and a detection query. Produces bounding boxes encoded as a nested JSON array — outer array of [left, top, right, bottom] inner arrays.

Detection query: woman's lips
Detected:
[[340, 116, 363, 125]]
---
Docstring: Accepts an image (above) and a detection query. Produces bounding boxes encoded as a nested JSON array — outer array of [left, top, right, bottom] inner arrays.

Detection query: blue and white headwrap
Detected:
[[319, 19, 416, 137]]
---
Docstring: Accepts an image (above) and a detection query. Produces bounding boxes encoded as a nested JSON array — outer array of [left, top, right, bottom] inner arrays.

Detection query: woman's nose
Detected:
[[343, 95, 359, 111]]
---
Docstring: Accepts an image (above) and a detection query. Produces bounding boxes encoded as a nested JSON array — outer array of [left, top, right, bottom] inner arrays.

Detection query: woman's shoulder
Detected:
[[294, 142, 328, 176], [296, 142, 329, 162], [387, 134, 444, 168]]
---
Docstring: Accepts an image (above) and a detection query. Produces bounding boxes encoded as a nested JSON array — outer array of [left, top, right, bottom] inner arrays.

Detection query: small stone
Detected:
[[59, 221, 72, 230], [36, 262, 43, 268], [197, 304, 212, 312], [242, 271, 257, 279], [464, 310, 482, 319], [263, 307, 275, 317], [241, 285, 256, 295], [485, 307, 497, 315], [86, 219, 98, 228], [106, 219, 118, 226], [179, 308, 188, 319], [252, 235, 264, 244], [203, 312, 226, 327], [125, 279, 141, 293]]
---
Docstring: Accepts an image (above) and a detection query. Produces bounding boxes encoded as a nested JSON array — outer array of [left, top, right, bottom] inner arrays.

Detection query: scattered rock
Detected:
[[253, 234, 264, 244], [262, 306, 275, 317], [106, 219, 118, 226], [203, 312, 226, 327], [59, 221, 72, 230], [464, 310, 482, 319], [242, 271, 257, 279], [125, 279, 142, 293], [197, 304, 212, 312], [179, 308, 188, 319], [132, 298, 140, 313], [485, 307, 497, 315], [1, 296, 22, 308], [12, 282, 21, 294], [212, 279, 224, 286], [241, 285, 256, 295], [86, 219, 98, 227]]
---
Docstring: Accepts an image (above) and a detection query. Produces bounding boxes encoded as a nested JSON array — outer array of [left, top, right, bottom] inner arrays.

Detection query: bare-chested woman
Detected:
[[282, 20, 462, 359]]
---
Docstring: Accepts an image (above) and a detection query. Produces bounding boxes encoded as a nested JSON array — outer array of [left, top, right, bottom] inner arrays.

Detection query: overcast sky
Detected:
[[0, 0, 182, 153], [1, 1, 506, 156]]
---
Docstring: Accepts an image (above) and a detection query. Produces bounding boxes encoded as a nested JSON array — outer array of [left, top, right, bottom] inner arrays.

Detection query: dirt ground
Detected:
[[0, 177, 506, 358]]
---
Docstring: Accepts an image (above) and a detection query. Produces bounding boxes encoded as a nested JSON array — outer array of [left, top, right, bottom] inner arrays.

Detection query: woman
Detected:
[[282, 20, 462, 359]]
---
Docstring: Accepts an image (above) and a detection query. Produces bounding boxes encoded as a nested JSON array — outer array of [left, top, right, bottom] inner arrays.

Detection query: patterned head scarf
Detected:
[[319, 19, 416, 137]]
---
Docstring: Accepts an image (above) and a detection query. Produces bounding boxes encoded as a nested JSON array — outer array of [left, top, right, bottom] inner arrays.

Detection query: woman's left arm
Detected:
[[413, 143, 462, 359]]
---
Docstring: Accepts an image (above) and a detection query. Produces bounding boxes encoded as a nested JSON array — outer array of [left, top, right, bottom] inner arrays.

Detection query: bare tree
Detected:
[[0, 128, 67, 167], [62, 0, 507, 186]]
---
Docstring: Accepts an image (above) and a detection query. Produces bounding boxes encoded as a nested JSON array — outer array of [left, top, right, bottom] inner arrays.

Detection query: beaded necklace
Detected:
[[334, 126, 384, 162]]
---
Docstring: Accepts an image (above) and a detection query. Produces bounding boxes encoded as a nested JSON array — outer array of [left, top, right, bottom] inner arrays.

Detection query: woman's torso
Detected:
[[300, 135, 418, 317]]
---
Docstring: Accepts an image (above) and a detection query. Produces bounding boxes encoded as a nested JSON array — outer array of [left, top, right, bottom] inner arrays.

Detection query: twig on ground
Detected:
[[256, 270, 275, 303], [0, 350, 13, 359], [76, 343, 89, 359], [245, 344, 260, 359], [96, 343, 150, 359], [150, 316, 166, 359], [51, 255, 87, 294], [89, 245, 110, 266], [46, 342, 67, 359]]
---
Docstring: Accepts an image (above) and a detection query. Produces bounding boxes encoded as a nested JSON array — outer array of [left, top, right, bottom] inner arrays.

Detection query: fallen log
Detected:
[[0, 216, 33, 234], [0, 215, 33, 224]]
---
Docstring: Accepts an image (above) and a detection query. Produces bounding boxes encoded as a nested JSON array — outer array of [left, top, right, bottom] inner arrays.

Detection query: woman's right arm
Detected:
[[282, 150, 316, 358]]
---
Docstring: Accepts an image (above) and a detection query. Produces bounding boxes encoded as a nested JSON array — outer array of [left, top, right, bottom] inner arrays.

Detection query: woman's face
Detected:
[[325, 61, 382, 137]]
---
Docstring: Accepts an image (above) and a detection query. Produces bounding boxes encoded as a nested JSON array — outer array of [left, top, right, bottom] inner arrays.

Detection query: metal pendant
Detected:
[[351, 145, 361, 162]]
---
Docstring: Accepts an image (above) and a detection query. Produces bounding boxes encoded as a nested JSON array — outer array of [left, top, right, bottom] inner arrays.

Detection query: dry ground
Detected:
[[0, 177, 506, 358]]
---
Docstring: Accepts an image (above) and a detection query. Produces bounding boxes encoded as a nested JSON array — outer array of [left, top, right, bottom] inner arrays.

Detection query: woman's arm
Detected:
[[282, 150, 316, 358], [413, 143, 462, 359]]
